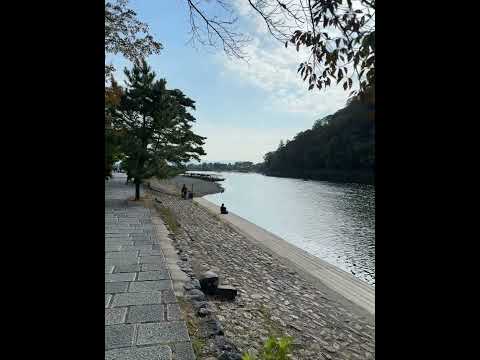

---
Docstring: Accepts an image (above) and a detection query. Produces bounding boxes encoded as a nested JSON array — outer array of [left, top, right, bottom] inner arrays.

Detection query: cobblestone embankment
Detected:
[[150, 188, 375, 360], [149, 176, 223, 197]]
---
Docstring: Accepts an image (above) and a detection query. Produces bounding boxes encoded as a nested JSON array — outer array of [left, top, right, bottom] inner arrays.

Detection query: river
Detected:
[[200, 172, 375, 286]]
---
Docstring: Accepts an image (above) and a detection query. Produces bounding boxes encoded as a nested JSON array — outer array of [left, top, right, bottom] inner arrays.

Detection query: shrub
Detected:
[[242, 336, 293, 360]]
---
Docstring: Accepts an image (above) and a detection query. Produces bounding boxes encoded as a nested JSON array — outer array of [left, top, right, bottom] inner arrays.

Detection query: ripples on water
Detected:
[[203, 172, 375, 286]]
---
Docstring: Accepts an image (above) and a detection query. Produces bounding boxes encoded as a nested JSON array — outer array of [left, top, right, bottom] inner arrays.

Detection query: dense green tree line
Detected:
[[186, 161, 263, 173], [262, 95, 375, 184]]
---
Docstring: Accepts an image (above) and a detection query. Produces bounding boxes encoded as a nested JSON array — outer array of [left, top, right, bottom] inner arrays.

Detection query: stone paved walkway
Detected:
[[105, 174, 195, 360]]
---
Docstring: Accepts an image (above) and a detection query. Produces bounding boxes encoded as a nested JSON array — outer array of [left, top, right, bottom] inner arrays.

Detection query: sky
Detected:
[[107, 0, 349, 163]]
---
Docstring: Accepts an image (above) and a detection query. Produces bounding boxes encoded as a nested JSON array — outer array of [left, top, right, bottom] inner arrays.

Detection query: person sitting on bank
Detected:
[[220, 203, 228, 214], [181, 184, 187, 199]]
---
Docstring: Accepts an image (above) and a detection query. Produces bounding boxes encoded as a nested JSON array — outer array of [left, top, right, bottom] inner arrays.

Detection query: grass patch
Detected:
[[156, 205, 180, 233], [177, 298, 208, 358]]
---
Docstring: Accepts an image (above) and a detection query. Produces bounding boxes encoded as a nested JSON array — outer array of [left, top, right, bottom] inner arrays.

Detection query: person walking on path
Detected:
[[181, 184, 187, 199]]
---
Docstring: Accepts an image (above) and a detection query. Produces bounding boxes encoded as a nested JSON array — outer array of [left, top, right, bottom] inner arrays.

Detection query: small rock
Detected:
[[324, 345, 337, 353], [190, 279, 201, 289], [199, 271, 219, 295], [186, 289, 207, 301], [214, 286, 238, 300], [288, 323, 302, 332], [192, 300, 209, 310], [218, 352, 243, 360], [215, 336, 238, 352], [198, 307, 211, 317], [201, 318, 224, 337]]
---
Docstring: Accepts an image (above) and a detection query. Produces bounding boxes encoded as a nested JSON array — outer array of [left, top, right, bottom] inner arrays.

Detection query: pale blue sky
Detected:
[[107, 0, 349, 163]]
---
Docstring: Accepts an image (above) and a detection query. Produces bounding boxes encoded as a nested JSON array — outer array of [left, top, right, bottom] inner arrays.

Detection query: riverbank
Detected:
[[195, 197, 375, 315], [147, 183, 375, 359], [148, 176, 223, 197]]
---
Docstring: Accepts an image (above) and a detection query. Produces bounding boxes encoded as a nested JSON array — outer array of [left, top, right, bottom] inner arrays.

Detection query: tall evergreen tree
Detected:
[[108, 60, 206, 200], [105, 77, 124, 179]]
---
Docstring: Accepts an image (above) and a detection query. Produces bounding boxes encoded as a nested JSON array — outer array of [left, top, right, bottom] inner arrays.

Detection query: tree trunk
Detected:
[[135, 180, 140, 200]]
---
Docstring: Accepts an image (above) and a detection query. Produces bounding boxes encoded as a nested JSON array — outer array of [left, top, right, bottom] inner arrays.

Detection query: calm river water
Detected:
[[202, 172, 375, 286]]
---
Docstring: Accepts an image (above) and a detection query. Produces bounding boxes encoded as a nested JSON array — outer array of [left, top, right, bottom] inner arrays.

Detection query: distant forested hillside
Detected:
[[186, 161, 263, 172], [262, 96, 375, 184]]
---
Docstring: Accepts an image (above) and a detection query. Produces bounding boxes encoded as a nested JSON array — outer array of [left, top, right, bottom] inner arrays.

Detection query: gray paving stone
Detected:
[[171, 342, 196, 360], [129, 280, 172, 293], [105, 345, 172, 360], [111, 292, 162, 307], [161, 289, 177, 304], [106, 258, 139, 267], [106, 282, 129, 294], [114, 264, 141, 273], [166, 304, 182, 321], [139, 256, 165, 264], [121, 245, 153, 252], [133, 241, 155, 246], [127, 304, 165, 323], [105, 244, 122, 252], [136, 321, 189, 345], [106, 243, 134, 249], [141, 263, 168, 272], [106, 251, 139, 259], [105, 273, 137, 283], [137, 271, 170, 281], [139, 250, 163, 256], [105, 324, 135, 350], [106, 294, 112, 308], [105, 308, 127, 325]]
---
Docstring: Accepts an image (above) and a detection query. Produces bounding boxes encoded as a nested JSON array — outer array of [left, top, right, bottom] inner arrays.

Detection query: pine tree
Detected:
[[108, 60, 206, 199], [105, 76, 124, 179]]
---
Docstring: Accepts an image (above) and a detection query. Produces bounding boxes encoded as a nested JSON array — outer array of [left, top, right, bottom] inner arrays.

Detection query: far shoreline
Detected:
[[186, 169, 375, 185]]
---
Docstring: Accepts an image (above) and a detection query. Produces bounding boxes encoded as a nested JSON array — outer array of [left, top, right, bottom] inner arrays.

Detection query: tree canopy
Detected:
[[107, 60, 206, 199], [105, 0, 162, 78], [184, 0, 375, 96]]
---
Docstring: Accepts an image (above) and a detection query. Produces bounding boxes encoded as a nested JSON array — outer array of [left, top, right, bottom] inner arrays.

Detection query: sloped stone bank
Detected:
[[150, 190, 375, 360]]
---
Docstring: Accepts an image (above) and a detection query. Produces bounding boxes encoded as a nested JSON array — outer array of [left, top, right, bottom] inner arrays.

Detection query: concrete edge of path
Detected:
[[193, 197, 375, 316], [146, 199, 190, 297]]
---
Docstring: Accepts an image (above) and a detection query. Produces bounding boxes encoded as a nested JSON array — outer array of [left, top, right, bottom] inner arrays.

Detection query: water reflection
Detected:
[[204, 172, 375, 286]]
